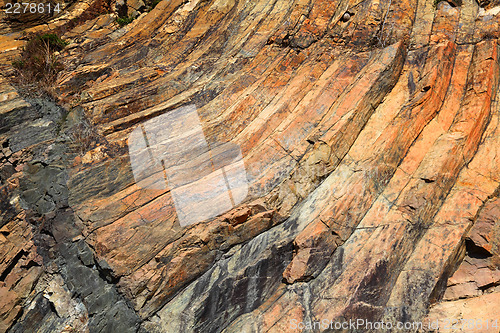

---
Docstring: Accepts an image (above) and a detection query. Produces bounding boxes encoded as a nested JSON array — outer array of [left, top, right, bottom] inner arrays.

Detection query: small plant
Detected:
[[59, 107, 123, 157], [38, 33, 69, 49], [65, 117, 101, 156], [12, 60, 25, 68], [116, 15, 134, 26], [11, 33, 68, 95]]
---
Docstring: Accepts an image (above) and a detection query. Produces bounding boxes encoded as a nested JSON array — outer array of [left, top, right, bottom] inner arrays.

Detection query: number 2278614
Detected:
[[4, 3, 61, 14]]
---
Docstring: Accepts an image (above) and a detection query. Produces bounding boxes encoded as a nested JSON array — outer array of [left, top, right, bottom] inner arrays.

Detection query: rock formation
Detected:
[[1, 0, 499, 332]]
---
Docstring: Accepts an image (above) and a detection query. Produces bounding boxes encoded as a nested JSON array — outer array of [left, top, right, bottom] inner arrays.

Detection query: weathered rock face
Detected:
[[1, 0, 500, 332], [425, 197, 500, 332]]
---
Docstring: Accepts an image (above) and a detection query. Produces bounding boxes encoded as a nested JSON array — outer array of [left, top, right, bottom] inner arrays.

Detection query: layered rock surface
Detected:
[[1, 0, 500, 332]]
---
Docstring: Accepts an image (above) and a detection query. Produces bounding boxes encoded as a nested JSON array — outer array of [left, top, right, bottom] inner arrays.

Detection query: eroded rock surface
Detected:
[[1, 0, 500, 332]]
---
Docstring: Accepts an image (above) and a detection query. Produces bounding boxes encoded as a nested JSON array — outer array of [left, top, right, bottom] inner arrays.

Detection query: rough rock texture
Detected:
[[425, 197, 500, 332], [1, 0, 500, 332]]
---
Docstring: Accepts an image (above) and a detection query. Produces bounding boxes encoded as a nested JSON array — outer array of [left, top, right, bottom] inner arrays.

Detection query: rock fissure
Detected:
[[2, 0, 500, 331]]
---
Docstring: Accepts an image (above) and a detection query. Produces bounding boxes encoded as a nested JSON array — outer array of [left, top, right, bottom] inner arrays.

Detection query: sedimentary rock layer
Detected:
[[1, 0, 500, 332]]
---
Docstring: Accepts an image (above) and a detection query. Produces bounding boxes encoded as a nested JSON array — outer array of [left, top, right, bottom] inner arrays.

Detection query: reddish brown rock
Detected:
[[434, 195, 500, 321], [468, 198, 500, 260], [426, 292, 500, 333], [1, 0, 500, 331], [0, 215, 43, 331], [283, 220, 341, 283]]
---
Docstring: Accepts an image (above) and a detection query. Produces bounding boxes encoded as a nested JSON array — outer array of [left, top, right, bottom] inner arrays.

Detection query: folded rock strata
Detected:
[[0, 0, 500, 332]]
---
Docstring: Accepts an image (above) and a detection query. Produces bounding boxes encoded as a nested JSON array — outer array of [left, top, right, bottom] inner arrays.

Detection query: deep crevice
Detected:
[[0, 250, 29, 282], [465, 238, 493, 259]]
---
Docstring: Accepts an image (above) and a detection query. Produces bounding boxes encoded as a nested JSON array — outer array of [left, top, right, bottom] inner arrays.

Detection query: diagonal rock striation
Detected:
[[1, 0, 500, 332]]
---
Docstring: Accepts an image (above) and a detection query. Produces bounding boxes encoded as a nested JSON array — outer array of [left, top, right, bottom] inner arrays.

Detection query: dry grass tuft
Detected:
[[11, 33, 68, 96]]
